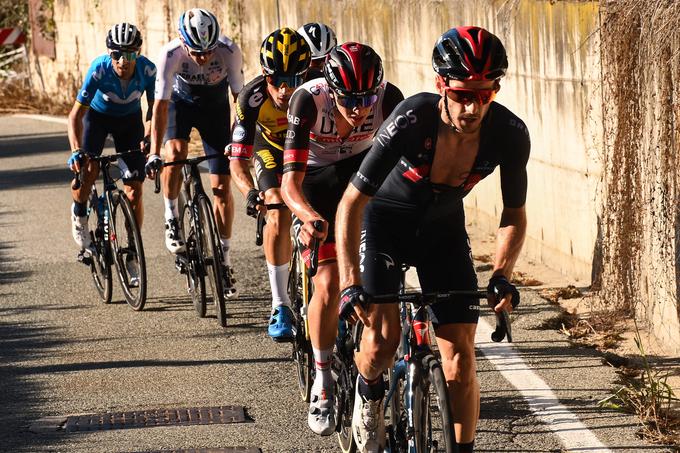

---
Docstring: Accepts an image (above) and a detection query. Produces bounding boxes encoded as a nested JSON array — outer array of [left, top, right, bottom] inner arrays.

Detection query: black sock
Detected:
[[457, 441, 474, 453], [73, 201, 88, 217], [358, 374, 385, 401]]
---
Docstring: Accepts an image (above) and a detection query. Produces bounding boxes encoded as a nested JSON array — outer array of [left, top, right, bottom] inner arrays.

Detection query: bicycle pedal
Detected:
[[77, 249, 93, 266], [174, 256, 187, 274]]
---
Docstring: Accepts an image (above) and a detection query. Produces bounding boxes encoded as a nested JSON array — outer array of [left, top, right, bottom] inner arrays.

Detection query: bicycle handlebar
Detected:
[[369, 289, 513, 343], [71, 149, 143, 191], [153, 153, 224, 194]]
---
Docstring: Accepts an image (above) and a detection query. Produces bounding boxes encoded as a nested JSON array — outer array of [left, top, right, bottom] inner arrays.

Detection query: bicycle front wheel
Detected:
[[111, 192, 147, 310], [180, 192, 206, 317], [87, 191, 112, 304], [196, 195, 226, 327], [420, 355, 456, 453], [289, 246, 313, 402]]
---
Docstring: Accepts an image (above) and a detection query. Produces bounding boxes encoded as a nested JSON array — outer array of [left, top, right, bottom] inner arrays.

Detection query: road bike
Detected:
[[154, 154, 227, 327], [335, 265, 512, 453], [73, 150, 147, 310]]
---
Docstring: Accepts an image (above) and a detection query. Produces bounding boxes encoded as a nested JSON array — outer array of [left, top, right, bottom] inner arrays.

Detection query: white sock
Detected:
[[164, 197, 179, 221], [267, 262, 290, 309], [220, 237, 231, 266], [312, 348, 333, 394]]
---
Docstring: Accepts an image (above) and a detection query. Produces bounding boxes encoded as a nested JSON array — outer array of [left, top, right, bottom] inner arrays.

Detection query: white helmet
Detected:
[[106, 22, 142, 50], [297, 22, 337, 60], [178, 8, 220, 52]]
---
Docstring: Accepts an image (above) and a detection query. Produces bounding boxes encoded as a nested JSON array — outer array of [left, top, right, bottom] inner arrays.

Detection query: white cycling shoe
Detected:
[[71, 213, 92, 250], [164, 218, 185, 253], [308, 386, 336, 436], [352, 378, 386, 453]]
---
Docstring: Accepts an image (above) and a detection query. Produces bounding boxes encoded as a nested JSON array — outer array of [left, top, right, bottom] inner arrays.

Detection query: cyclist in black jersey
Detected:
[[281, 42, 403, 438], [228, 28, 311, 341], [335, 27, 529, 453]]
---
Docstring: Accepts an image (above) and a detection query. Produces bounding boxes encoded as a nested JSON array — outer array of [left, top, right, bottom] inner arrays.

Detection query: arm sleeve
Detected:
[[75, 60, 101, 106], [227, 43, 245, 96], [381, 82, 404, 118], [282, 89, 317, 173], [144, 60, 156, 121], [351, 105, 413, 196], [499, 123, 531, 208], [229, 81, 264, 160], [154, 47, 177, 101]]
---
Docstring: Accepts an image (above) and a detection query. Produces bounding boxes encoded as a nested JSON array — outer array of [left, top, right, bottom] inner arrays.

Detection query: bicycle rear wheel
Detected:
[[180, 193, 206, 317], [421, 355, 456, 453], [289, 247, 313, 402], [386, 360, 408, 452], [335, 347, 357, 453], [87, 190, 112, 304], [111, 192, 147, 310], [196, 195, 226, 327]]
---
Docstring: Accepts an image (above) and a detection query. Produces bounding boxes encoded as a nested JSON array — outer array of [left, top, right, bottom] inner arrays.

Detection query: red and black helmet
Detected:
[[432, 26, 507, 81], [323, 42, 383, 96]]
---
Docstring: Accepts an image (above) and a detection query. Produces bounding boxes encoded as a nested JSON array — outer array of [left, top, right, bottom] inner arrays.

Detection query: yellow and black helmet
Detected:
[[260, 27, 311, 77]]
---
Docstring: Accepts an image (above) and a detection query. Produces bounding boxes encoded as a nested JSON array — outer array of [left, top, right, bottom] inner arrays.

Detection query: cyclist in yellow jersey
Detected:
[[228, 28, 311, 341]]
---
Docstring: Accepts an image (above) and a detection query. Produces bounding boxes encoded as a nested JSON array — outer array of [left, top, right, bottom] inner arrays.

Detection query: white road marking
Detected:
[[12, 113, 68, 125], [405, 271, 612, 452]]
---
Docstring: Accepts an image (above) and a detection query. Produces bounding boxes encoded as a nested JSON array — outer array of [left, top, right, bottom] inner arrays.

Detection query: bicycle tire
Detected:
[[87, 190, 112, 304], [335, 347, 357, 453], [180, 192, 207, 317], [420, 355, 456, 453], [289, 247, 313, 402], [197, 195, 227, 327], [386, 360, 408, 452], [111, 192, 147, 310]]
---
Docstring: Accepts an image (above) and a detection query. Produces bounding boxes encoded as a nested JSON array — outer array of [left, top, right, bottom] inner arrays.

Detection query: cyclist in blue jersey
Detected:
[[68, 22, 155, 285], [147, 8, 244, 297]]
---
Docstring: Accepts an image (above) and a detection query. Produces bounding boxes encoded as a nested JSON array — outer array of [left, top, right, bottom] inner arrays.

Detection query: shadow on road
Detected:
[[0, 133, 70, 159], [0, 165, 72, 191], [0, 322, 70, 452]]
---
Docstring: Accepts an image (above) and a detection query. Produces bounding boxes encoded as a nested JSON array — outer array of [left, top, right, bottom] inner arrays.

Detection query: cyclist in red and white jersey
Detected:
[[281, 42, 403, 436]]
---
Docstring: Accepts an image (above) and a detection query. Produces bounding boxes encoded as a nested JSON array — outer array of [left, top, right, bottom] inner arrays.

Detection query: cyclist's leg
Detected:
[[71, 109, 105, 249], [162, 100, 190, 253], [417, 206, 480, 452], [196, 104, 232, 246], [253, 140, 294, 337], [352, 201, 405, 451], [111, 109, 146, 227]]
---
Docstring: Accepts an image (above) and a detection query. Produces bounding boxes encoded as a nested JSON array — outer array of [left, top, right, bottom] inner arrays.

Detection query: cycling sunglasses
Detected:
[[110, 50, 138, 61], [265, 74, 306, 88], [334, 92, 379, 109], [188, 48, 214, 57], [444, 87, 497, 105]]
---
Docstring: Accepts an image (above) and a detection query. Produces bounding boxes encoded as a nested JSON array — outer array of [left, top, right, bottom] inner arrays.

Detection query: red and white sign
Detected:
[[0, 28, 26, 47]]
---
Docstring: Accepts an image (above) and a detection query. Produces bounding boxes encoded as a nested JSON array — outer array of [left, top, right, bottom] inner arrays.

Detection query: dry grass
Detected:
[[0, 80, 70, 115]]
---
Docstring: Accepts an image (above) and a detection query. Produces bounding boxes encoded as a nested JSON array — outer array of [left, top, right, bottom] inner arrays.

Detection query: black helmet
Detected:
[[432, 26, 507, 81], [323, 42, 383, 96]]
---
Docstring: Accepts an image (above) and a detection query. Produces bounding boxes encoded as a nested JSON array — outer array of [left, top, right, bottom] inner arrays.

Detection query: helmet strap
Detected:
[[441, 78, 461, 133]]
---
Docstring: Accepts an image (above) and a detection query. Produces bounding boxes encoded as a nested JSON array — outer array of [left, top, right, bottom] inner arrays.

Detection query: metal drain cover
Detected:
[[31, 406, 248, 433]]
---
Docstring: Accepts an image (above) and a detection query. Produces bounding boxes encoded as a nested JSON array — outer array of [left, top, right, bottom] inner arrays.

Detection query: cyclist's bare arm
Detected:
[[336, 184, 371, 290], [67, 102, 88, 151], [229, 158, 256, 198], [150, 99, 169, 157], [281, 170, 326, 245]]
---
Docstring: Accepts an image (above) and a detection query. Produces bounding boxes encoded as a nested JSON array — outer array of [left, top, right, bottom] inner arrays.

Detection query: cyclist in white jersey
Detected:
[[147, 8, 244, 297], [281, 42, 404, 436]]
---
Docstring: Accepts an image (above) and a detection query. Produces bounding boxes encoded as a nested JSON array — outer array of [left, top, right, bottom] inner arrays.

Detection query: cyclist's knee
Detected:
[[441, 349, 477, 385], [312, 266, 340, 304], [164, 139, 187, 160]]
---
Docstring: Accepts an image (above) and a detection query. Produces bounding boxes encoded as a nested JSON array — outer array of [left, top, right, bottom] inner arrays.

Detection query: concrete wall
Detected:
[[30, 0, 602, 286]]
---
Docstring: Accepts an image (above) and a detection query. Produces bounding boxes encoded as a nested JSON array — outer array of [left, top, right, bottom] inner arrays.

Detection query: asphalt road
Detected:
[[0, 115, 672, 453]]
